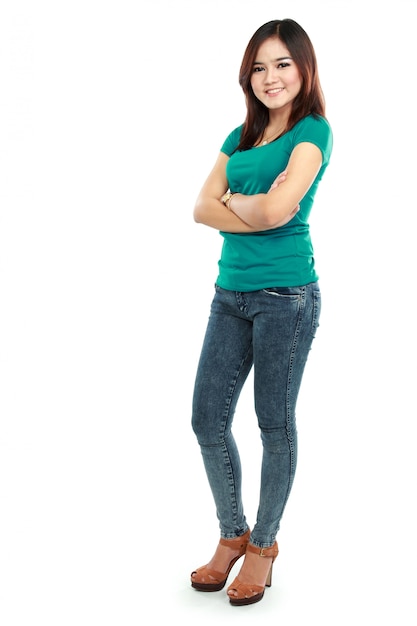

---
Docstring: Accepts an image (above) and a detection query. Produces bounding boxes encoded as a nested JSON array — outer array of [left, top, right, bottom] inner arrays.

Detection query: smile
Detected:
[[265, 88, 284, 94]]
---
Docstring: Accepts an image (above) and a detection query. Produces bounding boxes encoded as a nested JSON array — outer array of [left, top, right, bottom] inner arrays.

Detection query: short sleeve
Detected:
[[220, 125, 243, 156], [292, 115, 333, 166]]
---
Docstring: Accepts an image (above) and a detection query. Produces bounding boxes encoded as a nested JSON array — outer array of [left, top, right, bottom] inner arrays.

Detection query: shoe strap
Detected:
[[246, 541, 279, 559]]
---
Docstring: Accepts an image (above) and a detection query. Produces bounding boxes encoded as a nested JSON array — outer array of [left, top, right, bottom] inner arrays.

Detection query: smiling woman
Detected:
[[190, 18, 333, 607]]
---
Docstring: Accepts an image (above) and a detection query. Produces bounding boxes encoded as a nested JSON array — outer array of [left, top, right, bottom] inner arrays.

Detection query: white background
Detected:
[[1, 0, 416, 624]]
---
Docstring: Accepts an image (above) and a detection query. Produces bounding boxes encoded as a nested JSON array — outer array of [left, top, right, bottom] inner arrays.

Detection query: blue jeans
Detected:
[[192, 282, 321, 548]]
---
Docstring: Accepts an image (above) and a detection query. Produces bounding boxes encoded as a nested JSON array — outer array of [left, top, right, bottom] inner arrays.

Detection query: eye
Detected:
[[277, 62, 290, 69], [253, 66, 265, 73]]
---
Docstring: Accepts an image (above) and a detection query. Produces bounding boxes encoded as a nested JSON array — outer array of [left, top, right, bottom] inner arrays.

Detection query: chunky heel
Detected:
[[265, 563, 273, 588], [227, 541, 279, 606], [191, 529, 251, 592]]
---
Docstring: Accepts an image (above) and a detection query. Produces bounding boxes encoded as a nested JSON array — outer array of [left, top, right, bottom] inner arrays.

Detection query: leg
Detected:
[[227, 282, 321, 605], [192, 286, 253, 538], [251, 282, 321, 546]]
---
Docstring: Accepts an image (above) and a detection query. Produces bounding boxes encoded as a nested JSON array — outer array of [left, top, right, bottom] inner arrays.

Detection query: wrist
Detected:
[[221, 191, 238, 210]]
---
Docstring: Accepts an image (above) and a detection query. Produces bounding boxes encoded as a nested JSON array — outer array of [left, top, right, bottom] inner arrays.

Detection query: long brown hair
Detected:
[[237, 19, 326, 151]]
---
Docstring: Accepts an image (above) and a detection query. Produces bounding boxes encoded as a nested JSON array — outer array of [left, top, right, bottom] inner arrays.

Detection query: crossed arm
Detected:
[[193, 142, 323, 233]]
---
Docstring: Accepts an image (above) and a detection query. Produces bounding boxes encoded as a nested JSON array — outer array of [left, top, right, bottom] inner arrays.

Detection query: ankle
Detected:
[[235, 542, 278, 586], [207, 538, 245, 570]]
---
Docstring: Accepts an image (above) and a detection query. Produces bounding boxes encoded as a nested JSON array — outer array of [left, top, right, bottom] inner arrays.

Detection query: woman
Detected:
[[190, 19, 333, 606]]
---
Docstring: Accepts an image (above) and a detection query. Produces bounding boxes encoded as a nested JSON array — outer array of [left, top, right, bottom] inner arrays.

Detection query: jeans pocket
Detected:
[[262, 286, 302, 299]]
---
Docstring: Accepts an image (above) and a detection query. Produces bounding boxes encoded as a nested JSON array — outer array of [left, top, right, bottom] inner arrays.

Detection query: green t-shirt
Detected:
[[216, 114, 333, 291]]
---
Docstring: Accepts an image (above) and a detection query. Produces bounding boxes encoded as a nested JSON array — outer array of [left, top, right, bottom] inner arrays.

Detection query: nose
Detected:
[[264, 67, 279, 84]]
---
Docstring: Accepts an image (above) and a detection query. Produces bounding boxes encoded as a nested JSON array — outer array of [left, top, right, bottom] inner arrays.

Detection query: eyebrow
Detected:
[[253, 56, 292, 64]]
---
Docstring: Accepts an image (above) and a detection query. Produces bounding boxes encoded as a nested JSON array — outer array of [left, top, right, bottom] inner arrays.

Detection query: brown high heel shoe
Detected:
[[227, 541, 279, 606], [191, 529, 251, 592]]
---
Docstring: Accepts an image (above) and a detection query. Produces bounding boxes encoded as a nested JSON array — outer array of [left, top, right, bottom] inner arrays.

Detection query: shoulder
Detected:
[[292, 114, 332, 141], [291, 115, 333, 163], [220, 124, 244, 156]]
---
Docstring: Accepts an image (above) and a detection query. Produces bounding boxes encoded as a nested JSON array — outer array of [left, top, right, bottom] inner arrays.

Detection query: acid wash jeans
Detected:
[[191, 282, 321, 549]]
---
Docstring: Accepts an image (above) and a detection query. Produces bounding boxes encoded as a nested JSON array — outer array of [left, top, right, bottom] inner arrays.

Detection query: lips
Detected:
[[266, 88, 284, 94]]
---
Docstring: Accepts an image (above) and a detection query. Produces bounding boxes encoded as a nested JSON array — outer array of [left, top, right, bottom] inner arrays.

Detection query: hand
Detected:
[[268, 169, 288, 192]]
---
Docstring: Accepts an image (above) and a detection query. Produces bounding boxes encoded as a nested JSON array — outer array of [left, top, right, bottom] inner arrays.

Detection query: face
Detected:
[[250, 37, 302, 112]]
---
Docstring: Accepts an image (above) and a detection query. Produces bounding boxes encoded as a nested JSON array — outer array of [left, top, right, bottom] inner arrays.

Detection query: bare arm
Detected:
[[228, 142, 323, 230], [193, 152, 258, 233]]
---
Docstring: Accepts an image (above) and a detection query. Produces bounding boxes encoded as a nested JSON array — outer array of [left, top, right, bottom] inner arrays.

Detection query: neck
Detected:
[[260, 123, 285, 145], [260, 111, 291, 144]]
